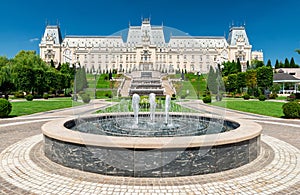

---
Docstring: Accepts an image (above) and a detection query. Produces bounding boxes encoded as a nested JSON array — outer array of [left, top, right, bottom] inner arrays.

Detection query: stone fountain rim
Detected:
[[42, 113, 262, 149]]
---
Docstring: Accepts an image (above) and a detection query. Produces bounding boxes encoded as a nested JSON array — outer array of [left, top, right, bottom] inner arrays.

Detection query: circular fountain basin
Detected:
[[42, 113, 262, 177]]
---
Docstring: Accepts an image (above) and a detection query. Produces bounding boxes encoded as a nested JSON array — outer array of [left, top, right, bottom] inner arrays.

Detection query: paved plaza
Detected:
[[0, 100, 299, 194]]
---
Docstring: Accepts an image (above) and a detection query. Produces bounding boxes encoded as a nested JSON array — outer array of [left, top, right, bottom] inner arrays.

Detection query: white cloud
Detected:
[[29, 38, 39, 42]]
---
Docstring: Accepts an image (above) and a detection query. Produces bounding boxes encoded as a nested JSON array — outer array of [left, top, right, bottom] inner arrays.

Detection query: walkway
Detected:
[[0, 100, 299, 194]]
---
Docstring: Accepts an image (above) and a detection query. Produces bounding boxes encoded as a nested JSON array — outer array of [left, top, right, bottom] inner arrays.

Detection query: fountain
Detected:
[[149, 93, 156, 122], [42, 93, 262, 177], [132, 94, 140, 125]]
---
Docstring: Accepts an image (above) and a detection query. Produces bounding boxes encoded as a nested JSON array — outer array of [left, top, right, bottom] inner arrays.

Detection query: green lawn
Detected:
[[10, 98, 83, 117], [171, 73, 207, 99], [211, 100, 285, 118]]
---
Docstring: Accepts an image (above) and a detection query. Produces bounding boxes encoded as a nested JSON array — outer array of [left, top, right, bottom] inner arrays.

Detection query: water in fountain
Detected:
[[132, 93, 140, 125], [149, 93, 156, 122], [165, 95, 171, 125], [73, 94, 235, 137]]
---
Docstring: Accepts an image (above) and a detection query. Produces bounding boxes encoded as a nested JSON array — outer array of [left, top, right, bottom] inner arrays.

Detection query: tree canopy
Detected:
[[0, 50, 77, 97]]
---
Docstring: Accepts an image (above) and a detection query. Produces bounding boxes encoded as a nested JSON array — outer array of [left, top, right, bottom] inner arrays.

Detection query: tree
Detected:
[[275, 59, 280, 69], [251, 60, 264, 69], [257, 66, 273, 93], [284, 58, 290, 68], [45, 70, 58, 93], [245, 69, 257, 96], [266, 59, 272, 67], [33, 68, 45, 96], [0, 56, 9, 67], [50, 59, 55, 68], [0, 64, 15, 99], [236, 58, 242, 72], [221, 61, 237, 76], [236, 72, 246, 93], [14, 66, 35, 93], [290, 57, 296, 68], [296, 49, 300, 54], [227, 74, 238, 92]]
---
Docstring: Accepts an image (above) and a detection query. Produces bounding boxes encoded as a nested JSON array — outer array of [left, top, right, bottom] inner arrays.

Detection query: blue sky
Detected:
[[0, 0, 300, 65]]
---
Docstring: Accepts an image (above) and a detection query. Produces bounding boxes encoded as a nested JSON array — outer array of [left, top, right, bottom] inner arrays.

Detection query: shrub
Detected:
[[105, 93, 113, 98], [25, 94, 34, 101], [258, 95, 266, 101], [202, 96, 211, 103], [0, 99, 12, 117], [80, 94, 91, 103], [43, 94, 49, 99], [282, 102, 300, 118], [14, 91, 24, 98], [269, 93, 278, 99], [287, 94, 296, 101], [243, 94, 250, 100], [295, 93, 300, 99]]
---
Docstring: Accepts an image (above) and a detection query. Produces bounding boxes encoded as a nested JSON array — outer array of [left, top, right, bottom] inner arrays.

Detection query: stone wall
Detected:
[[44, 135, 260, 177]]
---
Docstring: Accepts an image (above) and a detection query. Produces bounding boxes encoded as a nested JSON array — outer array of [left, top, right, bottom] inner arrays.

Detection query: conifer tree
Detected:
[[266, 59, 272, 67], [284, 58, 290, 68], [290, 57, 296, 68], [275, 59, 279, 69]]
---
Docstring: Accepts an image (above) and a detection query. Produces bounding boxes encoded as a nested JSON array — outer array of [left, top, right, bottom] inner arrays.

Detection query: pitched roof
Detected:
[[273, 73, 300, 82]]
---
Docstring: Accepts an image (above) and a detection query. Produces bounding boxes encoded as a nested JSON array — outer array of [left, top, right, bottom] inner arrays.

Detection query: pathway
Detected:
[[0, 100, 299, 194]]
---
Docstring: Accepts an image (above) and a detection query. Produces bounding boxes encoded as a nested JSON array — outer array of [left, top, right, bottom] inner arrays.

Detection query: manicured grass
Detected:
[[211, 100, 285, 118], [10, 98, 83, 117], [171, 73, 207, 99]]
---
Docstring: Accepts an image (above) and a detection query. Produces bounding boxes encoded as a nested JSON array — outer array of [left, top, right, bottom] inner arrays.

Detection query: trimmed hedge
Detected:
[[258, 95, 266, 101], [243, 94, 250, 100], [25, 94, 34, 101], [282, 101, 300, 118], [202, 96, 212, 103], [0, 99, 12, 117]]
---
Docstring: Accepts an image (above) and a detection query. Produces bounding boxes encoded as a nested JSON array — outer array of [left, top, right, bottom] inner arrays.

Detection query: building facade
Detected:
[[39, 18, 263, 74]]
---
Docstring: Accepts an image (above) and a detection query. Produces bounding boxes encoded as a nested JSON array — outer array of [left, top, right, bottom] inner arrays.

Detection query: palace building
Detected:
[[39, 18, 263, 74]]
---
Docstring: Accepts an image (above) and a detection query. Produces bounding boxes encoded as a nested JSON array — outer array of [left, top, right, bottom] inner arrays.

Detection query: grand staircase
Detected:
[[119, 71, 175, 97]]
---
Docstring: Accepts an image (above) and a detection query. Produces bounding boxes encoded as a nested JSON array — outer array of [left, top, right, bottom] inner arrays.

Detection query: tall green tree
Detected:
[[0, 63, 15, 99], [236, 58, 242, 72], [257, 66, 273, 92], [45, 70, 58, 93], [226, 74, 238, 92], [33, 68, 45, 95], [266, 59, 272, 67], [290, 57, 296, 68], [284, 58, 290, 68], [245, 69, 257, 96], [14, 66, 35, 93], [236, 72, 246, 93], [221, 61, 237, 76], [275, 59, 280, 69], [251, 60, 264, 69]]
